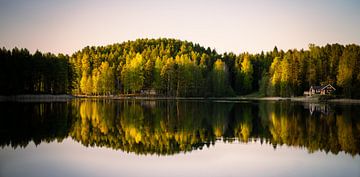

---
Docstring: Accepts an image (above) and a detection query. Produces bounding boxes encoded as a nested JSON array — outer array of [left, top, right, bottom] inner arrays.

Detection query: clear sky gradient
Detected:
[[0, 0, 359, 54]]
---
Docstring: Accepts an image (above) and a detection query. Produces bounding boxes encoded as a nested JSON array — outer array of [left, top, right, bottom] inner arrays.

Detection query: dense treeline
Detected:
[[70, 38, 225, 96], [261, 44, 360, 98], [69, 39, 360, 98], [0, 47, 74, 94], [1, 38, 360, 97]]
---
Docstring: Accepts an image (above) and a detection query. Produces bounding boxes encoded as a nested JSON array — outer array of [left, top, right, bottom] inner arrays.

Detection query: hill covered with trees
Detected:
[[1, 38, 360, 98]]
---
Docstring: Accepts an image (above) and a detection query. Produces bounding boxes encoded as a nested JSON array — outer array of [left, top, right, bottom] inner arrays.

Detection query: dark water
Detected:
[[0, 100, 359, 177]]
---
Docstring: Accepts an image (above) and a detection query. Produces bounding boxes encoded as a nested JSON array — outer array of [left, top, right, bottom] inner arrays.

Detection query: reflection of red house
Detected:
[[307, 84, 336, 96], [304, 103, 331, 115]]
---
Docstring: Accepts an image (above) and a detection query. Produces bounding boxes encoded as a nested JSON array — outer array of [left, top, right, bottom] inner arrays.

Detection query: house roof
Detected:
[[310, 84, 336, 90], [310, 86, 322, 90], [321, 84, 336, 90]]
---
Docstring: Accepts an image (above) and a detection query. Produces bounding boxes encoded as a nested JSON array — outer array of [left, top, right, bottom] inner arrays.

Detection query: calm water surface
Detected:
[[0, 100, 359, 177]]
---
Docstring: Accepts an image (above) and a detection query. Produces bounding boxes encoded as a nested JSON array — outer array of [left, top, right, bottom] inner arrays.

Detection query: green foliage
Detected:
[[260, 44, 360, 98], [211, 59, 234, 96], [99, 61, 115, 95], [238, 54, 253, 94], [69, 38, 219, 96], [80, 71, 92, 95], [0, 48, 74, 94], [337, 44, 360, 98], [121, 53, 144, 94], [259, 72, 270, 96], [1, 39, 359, 98]]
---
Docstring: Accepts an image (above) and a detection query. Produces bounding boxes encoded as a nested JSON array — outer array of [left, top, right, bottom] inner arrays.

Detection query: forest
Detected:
[[1, 38, 359, 98], [0, 48, 74, 94]]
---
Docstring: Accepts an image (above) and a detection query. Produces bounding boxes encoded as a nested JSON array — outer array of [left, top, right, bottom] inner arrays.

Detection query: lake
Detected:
[[0, 99, 359, 177]]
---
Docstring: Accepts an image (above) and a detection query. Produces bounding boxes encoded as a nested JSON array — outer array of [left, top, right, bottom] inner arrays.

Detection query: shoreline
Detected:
[[0, 94, 74, 102], [1, 94, 360, 104]]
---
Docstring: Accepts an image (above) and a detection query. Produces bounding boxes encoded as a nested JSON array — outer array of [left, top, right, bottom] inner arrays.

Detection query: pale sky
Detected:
[[0, 0, 359, 54], [1, 139, 359, 177]]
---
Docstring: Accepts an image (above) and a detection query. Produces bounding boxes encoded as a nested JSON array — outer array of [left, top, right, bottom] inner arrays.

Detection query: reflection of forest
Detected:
[[0, 102, 72, 148], [1, 101, 359, 156]]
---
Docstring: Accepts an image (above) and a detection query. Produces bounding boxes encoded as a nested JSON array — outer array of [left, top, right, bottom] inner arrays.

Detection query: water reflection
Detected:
[[1, 100, 359, 156]]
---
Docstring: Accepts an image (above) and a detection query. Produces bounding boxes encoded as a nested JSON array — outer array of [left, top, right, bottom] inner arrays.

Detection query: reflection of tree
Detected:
[[259, 102, 360, 156], [69, 100, 220, 155], [211, 103, 233, 138], [0, 102, 72, 148], [336, 115, 357, 154], [1, 101, 359, 156], [70, 100, 116, 145], [234, 104, 253, 142]]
